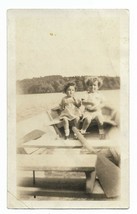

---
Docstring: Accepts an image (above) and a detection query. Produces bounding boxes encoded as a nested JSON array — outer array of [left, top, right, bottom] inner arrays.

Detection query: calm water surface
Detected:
[[17, 90, 120, 122]]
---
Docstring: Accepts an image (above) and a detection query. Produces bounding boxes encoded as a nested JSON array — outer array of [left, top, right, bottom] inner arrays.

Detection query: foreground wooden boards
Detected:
[[17, 179, 105, 199], [18, 132, 118, 151], [72, 127, 120, 198], [96, 154, 120, 199], [20, 136, 82, 149], [17, 153, 97, 194], [17, 154, 97, 172]]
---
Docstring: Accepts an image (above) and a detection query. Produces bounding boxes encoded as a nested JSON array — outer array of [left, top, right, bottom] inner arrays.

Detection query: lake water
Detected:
[[17, 90, 120, 122]]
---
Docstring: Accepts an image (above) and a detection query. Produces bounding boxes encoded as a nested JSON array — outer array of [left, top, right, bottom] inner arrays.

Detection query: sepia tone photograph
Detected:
[[8, 9, 129, 208]]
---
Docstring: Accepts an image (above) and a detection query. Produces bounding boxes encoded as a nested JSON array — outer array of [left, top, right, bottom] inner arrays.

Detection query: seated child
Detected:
[[59, 82, 82, 139], [80, 77, 105, 139]]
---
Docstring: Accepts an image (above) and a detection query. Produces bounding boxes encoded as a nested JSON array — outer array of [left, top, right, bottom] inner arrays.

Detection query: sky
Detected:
[[11, 10, 121, 80]]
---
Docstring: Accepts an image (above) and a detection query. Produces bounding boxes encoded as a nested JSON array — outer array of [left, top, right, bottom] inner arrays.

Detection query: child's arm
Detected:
[[73, 97, 82, 108], [81, 93, 94, 106], [82, 100, 94, 106], [59, 97, 66, 110], [81, 97, 94, 106], [82, 94, 105, 111], [89, 95, 105, 110], [87, 103, 100, 111]]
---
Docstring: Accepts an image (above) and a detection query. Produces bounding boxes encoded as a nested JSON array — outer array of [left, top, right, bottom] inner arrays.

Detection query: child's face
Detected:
[[88, 80, 99, 93], [66, 86, 75, 97]]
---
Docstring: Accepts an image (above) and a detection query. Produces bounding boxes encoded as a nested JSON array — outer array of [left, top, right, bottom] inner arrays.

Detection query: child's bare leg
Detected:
[[73, 117, 80, 129], [81, 117, 91, 134], [96, 114, 104, 128], [73, 117, 80, 139], [96, 114, 105, 139], [62, 117, 70, 138]]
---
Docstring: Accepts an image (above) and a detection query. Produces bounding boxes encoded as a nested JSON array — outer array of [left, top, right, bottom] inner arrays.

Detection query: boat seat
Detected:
[[17, 153, 97, 194], [48, 105, 119, 140]]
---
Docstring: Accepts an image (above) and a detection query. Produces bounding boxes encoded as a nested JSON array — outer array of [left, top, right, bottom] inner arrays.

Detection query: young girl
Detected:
[[80, 77, 105, 139], [59, 82, 81, 139]]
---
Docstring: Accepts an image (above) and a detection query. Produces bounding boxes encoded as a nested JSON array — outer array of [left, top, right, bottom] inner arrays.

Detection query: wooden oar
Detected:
[[72, 127, 120, 198]]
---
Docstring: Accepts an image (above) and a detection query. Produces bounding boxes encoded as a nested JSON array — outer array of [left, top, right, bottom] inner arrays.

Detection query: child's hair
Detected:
[[63, 82, 77, 93], [85, 77, 103, 89]]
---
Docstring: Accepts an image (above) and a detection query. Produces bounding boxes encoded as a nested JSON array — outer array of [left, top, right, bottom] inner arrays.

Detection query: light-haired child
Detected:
[[80, 77, 105, 139], [59, 82, 82, 139]]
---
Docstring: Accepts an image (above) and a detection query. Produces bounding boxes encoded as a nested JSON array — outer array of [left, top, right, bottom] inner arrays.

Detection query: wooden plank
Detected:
[[72, 127, 120, 198], [26, 148, 83, 155], [47, 110, 62, 137], [85, 171, 96, 193], [19, 137, 119, 150], [96, 154, 120, 198], [41, 148, 82, 155], [20, 135, 82, 148], [24, 148, 40, 155], [30, 148, 47, 155], [17, 180, 105, 199], [17, 154, 97, 172]]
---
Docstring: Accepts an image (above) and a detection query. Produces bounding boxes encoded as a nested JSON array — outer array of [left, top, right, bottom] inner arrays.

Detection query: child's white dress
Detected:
[[82, 91, 105, 122], [59, 96, 81, 121]]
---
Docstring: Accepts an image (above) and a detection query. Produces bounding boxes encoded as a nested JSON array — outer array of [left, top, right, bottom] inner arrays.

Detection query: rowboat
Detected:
[[47, 104, 120, 140], [16, 102, 120, 201]]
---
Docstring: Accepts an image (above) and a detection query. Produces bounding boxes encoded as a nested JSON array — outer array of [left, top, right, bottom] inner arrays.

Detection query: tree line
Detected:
[[16, 75, 120, 94]]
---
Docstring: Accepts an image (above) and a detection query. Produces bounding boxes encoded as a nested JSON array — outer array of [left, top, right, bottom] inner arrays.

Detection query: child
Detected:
[[59, 82, 81, 139], [80, 77, 105, 139]]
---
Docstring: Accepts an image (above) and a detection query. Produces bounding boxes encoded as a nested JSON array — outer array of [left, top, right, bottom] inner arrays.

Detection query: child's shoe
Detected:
[[80, 129, 86, 135], [73, 133, 78, 140], [65, 136, 69, 140]]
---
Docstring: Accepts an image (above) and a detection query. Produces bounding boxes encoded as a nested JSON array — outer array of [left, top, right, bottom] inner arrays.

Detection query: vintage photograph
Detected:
[[8, 9, 128, 208]]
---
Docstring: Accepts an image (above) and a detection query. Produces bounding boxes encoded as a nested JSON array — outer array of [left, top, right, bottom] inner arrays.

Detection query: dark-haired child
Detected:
[[59, 82, 81, 139]]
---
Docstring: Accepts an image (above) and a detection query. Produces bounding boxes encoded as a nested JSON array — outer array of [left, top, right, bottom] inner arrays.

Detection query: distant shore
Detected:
[[16, 75, 120, 95]]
